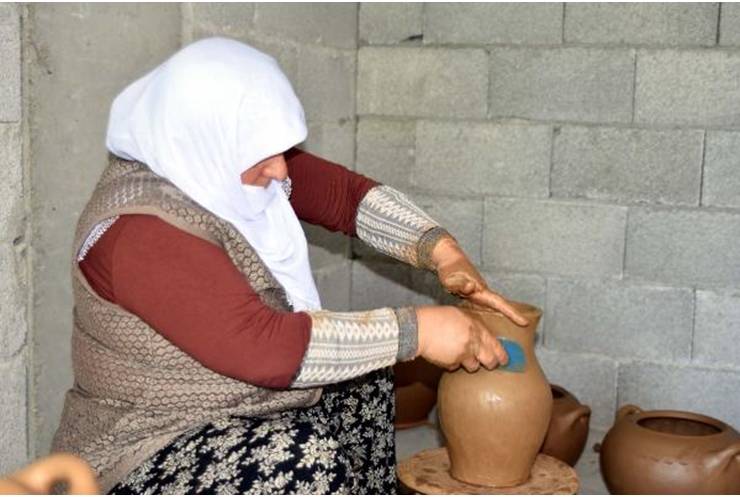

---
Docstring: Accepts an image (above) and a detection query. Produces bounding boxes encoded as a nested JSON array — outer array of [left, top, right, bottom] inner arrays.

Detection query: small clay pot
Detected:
[[540, 384, 591, 466], [437, 301, 552, 487], [600, 404, 740, 494], [0, 453, 99, 494], [394, 358, 442, 429]]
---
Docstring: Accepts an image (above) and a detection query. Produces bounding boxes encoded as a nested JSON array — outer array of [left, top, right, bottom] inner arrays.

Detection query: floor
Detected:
[[394, 413, 609, 495]]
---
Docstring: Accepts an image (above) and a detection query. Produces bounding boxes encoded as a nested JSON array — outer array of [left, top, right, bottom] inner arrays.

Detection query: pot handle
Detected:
[[9, 453, 100, 494], [713, 442, 740, 472], [565, 405, 592, 426], [615, 404, 642, 421]]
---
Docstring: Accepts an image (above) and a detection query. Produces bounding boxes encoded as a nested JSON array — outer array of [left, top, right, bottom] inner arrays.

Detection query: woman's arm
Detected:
[[79, 214, 417, 389]]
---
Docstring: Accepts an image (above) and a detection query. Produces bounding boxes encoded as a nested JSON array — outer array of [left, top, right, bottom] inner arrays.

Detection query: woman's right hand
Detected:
[[415, 306, 508, 373]]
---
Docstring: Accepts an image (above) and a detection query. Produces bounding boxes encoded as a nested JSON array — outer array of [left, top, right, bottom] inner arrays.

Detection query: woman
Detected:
[[52, 37, 527, 494]]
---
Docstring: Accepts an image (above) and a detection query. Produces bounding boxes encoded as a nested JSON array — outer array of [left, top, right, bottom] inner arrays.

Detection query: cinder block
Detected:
[[188, 3, 256, 41], [188, 6, 300, 82], [313, 262, 351, 311], [303, 119, 355, 168], [424, 3, 563, 45], [356, 118, 416, 190], [635, 50, 740, 126], [625, 207, 740, 287], [565, 3, 718, 46], [253, 3, 358, 49], [546, 278, 693, 362], [350, 260, 414, 311], [0, 3, 20, 122], [537, 348, 618, 430], [359, 3, 423, 45], [489, 47, 634, 123], [358, 47, 488, 118], [0, 245, 27, 359], [0, 354, 28, 474], [694, 290, 740, 368], [302, 222, 350, 272], [409, 193, 484, 265], [414, 121, 550, 198], [552, 126, 703, 206], [719, 2, 740, 45], [295, 46, 355, 122], [483, 199, 627, 277], [0, 123, 21, 240], [703, 131, 740, 208], [618, 361, 740, 429]]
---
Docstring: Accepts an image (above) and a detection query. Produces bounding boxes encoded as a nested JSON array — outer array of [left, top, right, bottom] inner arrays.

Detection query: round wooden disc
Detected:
[[398, 448, 579, 495]]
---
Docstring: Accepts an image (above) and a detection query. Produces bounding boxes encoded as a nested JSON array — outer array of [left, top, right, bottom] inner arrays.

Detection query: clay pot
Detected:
[[393, 358, 443, 429], [600, 404, 740, 494], [541, 384, 591, 466], [437, 301, 552, 487], [0, 453, 100, 494]]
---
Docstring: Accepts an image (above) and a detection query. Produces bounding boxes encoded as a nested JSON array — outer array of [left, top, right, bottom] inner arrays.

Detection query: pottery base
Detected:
[[398, 448, 579, 495]]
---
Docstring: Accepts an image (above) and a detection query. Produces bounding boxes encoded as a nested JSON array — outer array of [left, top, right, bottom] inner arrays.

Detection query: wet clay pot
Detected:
[[0, 453, 100, 494], [437, 301, 552, 487], [600, 404, 740, 494], [394, 358, 443, 429], [541, 384, 591, 466]]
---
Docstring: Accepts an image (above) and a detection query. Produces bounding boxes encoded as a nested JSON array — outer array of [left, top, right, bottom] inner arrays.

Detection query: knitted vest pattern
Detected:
[[51, 154, 322, 493]]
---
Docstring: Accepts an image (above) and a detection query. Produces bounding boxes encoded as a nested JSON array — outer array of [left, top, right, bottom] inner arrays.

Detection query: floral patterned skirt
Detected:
[[109, 368, 397, 494]]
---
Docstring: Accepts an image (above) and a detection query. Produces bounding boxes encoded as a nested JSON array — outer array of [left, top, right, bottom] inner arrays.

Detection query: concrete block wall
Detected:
[[0, 3, 28, 474], [183, 2, 358, 310], [354, 2, 740, 447]]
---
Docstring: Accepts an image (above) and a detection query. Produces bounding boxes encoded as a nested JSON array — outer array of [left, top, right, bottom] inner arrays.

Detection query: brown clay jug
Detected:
[[541, 384, 591, 466], [394, 357, 442, 429], [0, 453, 100, 494], [437, 301, 552, 487], [600, 404, 740, 494]]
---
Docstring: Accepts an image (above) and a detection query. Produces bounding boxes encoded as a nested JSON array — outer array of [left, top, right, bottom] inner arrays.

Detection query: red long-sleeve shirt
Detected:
[[79, 148, 378, 388]]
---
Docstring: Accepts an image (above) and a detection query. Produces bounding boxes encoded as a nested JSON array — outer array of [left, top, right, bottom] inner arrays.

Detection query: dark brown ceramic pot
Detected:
[[600, 404, 740, 494], [540, 384, 591, 466], [393, 358, 443, 429], [437, 301, 552, 487]]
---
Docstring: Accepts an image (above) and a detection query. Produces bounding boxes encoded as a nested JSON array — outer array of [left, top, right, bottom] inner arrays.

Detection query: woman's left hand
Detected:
[[431, 236, 529, 326]]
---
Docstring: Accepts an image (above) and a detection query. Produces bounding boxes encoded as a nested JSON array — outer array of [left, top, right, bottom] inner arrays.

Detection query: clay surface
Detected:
[[437, 301, 552, 487], [600, 404, 740, 494], [541, 384, 591, 466], [394, 358, 442, 429], [0, 453, 99, 494], [398, 447, 579, 495]]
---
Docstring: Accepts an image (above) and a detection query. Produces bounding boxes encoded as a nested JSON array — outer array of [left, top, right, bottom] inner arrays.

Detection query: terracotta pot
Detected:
[[541, 384, 591, 466], [393, 358, 442, 429], [0, 453, 99, 494], [600, 404, 740, 494], [437, 301, 552, 487]]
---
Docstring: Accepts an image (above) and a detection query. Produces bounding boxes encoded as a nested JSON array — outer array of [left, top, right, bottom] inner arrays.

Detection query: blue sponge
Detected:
[[498, 338, 526, 373]]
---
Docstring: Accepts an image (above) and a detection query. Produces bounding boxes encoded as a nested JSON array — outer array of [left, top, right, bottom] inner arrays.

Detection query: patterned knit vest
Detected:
[[51, 154, 322, 493]]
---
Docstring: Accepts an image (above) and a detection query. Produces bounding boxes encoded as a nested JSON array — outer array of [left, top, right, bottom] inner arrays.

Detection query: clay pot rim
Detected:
[[628, 409, 733, 439], [459, 300, 542, 321]]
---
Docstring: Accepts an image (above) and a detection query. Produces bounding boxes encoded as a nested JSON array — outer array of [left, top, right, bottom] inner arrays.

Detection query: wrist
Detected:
[[430, 235, 464, 270]]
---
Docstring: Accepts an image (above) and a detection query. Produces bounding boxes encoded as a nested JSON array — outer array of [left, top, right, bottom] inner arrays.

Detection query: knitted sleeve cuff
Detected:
[[393, 306, 419, 362]]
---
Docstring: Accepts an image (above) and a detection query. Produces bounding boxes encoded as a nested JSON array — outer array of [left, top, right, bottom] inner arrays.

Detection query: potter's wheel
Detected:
[[398, 448, 579, 495]]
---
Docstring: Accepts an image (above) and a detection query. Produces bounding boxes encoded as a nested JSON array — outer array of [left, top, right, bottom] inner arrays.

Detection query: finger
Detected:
[[462, 357, 480, 373], [493, 337, 509, 366], [470, 290, 529, 326], [476, 331, 500, 370]]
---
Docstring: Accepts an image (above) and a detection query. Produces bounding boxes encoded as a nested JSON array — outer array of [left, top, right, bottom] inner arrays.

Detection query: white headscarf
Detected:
[[105, 37, 321, 311]]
